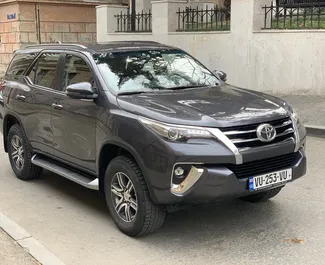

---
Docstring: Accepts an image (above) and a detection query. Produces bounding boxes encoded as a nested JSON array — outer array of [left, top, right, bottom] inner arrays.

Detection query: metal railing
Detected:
[[262, 1, 325, 29], [115, 10, 152, 32], [176, 6, 231, 32], [278, 0, 325, 7]]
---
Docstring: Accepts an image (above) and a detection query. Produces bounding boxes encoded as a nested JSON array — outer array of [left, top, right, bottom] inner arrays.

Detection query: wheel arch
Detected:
[[3, 112, 24, 153], [97, 140, 156, 201]]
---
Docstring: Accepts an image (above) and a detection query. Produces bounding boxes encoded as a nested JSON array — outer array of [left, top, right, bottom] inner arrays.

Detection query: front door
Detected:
[[52, 53, 98, 172]]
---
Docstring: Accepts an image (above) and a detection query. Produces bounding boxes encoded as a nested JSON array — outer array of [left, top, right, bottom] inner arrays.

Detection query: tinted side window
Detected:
[[6, 53, 38, 76], [29, 53, 60, 89], [62, 55, 93, 90]]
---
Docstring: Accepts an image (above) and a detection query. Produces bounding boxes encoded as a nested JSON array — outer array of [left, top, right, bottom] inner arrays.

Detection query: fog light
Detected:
[[174, 167, 185, 177], [171, 166, 204, 196]]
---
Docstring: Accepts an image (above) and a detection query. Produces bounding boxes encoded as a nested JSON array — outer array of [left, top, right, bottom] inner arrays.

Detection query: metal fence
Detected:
[[262, 1, 325, 29], [278, 0, 325, 7], [115, 10, 152, 32], [176, 6, 231, 32]]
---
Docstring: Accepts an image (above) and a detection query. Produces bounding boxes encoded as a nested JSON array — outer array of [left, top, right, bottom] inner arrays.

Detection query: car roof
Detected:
[[15, 41, 177, 54]]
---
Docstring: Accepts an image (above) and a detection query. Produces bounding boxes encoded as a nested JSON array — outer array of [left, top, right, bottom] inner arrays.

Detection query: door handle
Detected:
[[52, 103, 63, 110], [16, 94, 26, 101]]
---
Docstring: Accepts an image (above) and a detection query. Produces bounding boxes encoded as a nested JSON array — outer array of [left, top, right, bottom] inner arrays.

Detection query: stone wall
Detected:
[[0, 1, 103, 76], [0, 3, 20, 74], [37, 4, 97, 43]]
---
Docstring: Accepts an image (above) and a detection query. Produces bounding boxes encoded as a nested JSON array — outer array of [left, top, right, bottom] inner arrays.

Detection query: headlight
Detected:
[[139, 117, 214, 142], [291, 109, 300, 124], [284, 102, 300, 125]]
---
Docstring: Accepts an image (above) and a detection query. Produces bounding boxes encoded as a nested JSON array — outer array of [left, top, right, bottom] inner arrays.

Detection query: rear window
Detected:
[[6, 52, 38, 76]]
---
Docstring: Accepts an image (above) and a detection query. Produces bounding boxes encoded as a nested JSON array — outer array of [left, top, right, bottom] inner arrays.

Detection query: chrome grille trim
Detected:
[[277, 128, 295, 137], [291, 114, 300, 152], [207, 128, 243, 165], [274, 120, 292, 128], [238, 137, 295, 152], [224, 129, 256, 136], [220, 117, 295, 150], [231, 128, 294, 144], [224, 120, 292, 136]]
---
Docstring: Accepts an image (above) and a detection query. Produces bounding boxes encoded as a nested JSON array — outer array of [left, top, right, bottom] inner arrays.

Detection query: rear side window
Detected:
[[6, 53, 38, 76], [28, 53, 60, 89]]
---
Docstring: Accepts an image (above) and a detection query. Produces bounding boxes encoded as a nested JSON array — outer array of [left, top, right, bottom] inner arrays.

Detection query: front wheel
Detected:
[[104, 156, 166, 237], [240, 187, 283, 203]]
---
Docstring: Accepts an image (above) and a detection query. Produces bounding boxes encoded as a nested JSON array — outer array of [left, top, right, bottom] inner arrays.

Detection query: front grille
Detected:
[[227, 152, 301, 179], [219, 117, 295, 150]]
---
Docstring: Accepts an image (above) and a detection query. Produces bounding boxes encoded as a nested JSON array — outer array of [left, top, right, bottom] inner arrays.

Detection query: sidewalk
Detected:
[[0, 212, 65, 265], [0, 229, 39, 265]]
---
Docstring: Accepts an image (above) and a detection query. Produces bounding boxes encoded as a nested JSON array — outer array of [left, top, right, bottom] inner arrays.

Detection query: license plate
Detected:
[[248, 169, 292, 191]]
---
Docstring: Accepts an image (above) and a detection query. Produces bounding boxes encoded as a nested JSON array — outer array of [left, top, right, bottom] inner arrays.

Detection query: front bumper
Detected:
[[139, 116, 307, 204], [177, 150, 305, 202], [142, 140, 307, 204]]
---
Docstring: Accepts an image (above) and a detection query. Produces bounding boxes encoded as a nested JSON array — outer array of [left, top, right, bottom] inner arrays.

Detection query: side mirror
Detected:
[[213, 70, 227, 82], [66, 82, 98, 99]]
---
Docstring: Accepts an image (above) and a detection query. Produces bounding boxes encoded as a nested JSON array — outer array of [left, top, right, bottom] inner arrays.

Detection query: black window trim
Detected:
[[56, 50, 101, 97], [24, 49, 63, 93], [5, 51, 39, 77], [23, 49, 102, 98]]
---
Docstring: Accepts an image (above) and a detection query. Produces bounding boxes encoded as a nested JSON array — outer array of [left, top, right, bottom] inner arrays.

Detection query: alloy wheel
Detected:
[[111, 172, 138, 222], [11, 135, 24, 170]]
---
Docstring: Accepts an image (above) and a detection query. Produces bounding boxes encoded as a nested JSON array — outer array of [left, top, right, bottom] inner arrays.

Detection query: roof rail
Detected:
[[24, 43, 88, 49], [107, 40, 162, 45]]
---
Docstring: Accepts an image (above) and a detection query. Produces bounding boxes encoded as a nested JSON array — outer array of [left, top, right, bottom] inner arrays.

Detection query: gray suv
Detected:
[[0, 41, 307, 237]]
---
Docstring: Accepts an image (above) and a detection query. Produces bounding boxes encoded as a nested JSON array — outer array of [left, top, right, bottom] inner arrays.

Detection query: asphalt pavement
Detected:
[[0, 135, 325, 265]]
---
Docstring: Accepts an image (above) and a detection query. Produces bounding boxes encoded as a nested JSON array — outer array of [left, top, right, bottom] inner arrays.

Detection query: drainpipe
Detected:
[[131, 0, 136, 31], [35, 3, 41, 43]]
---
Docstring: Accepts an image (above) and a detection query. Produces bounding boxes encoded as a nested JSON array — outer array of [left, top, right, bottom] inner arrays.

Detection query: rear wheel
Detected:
[[104, 156, 166, 237], [240, 187, 283, 203], [7, 124, 43, 180]]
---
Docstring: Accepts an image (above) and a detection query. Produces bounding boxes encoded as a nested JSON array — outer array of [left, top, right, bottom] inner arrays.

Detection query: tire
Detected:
[[7, 124, 43, 180], [240, 187, 283, 203], [104, 156, 166, 237]]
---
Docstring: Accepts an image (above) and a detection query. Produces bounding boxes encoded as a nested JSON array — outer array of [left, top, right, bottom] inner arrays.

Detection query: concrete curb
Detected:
[[306, 125, 325, 138], [0, 212, 65, 265]]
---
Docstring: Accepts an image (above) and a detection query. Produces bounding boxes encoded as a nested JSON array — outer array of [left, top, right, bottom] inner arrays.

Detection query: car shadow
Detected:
[[33, 169, 109, 216], [34, 170, 289, 245]]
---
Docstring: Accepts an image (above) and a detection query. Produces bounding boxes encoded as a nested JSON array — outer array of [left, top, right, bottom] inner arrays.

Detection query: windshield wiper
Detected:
[[167, 85, 209, 90], [117, 85, 209, 95], [117, 91, 147, 96], [118, 87, 166, 96]]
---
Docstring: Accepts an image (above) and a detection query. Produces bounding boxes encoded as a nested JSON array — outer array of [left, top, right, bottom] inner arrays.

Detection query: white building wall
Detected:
[[96, 0, 325, 95]]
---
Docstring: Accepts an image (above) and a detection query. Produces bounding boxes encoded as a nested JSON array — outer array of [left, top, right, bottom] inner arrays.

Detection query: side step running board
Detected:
[[31, 155, 99, 190]]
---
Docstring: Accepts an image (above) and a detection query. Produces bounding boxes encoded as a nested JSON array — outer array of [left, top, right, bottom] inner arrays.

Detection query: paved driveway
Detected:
[[0, 135, 324, 265]]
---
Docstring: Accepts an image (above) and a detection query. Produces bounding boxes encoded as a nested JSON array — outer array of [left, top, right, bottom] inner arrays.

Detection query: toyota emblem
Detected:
[[256, 124, 276, 142]]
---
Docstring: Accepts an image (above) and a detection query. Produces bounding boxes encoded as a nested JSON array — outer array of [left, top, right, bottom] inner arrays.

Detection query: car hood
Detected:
[[116, 84, 290, 128]]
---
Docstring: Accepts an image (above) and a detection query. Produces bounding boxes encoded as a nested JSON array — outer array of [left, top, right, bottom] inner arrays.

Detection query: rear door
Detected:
[[12, 51, 61, 155], [51, 52, 98, 172], [3, 51, 38, 122]]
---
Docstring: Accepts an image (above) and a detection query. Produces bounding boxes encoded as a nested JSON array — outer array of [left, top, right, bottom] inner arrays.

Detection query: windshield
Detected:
[[93, 49, 219, 94]]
